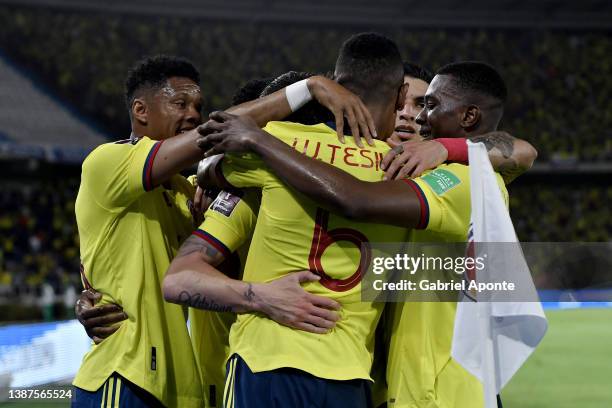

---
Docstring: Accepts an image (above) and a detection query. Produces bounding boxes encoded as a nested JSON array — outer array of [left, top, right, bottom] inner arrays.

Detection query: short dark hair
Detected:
[[261, 71, 332, 125], [260, 71, 311, 98], [436, 61, 507, 103], [334, 32, 403, 103], [231, 77, 275, 105], [124, 55, 200, 108], [403, 62, 433, 83]]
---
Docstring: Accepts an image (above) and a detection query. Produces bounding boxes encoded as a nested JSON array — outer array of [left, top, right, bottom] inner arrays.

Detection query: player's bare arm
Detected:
[[225, 75, 377, 147], [469, 131, 537, 183], [163, 235, 341, 334], [147, 129, 209, 188], [197, 112, 423, 227], [380, 132, 537, 182]]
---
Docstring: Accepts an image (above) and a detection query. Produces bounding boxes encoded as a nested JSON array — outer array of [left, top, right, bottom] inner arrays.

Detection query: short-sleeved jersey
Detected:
[[188, 189, 259, 408], [385, 163, 508, 408], [406, 163, 509, 237], [73, 137, 203, 408], [218, 121, 412, 381]]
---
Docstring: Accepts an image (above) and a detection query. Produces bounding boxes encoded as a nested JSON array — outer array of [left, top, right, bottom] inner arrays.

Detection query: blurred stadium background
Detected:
[[0, 0, 610, 406]]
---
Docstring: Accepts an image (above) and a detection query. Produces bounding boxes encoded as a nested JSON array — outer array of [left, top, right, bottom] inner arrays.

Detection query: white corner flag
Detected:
[[451, 141, 548, 408]]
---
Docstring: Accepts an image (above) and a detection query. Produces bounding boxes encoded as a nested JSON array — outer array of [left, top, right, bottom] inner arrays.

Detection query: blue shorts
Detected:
[[224, 354, 373, 408], [72, 372, 163, 408]]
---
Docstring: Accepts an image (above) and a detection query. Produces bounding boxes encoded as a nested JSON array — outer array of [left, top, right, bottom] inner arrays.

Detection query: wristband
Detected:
[[435, 138, 468, 164], [285, 79, 312, 112]]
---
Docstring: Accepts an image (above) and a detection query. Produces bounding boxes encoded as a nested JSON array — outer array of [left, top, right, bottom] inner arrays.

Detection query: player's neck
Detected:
[[131, 123, 146, 140], [130, 125, 162, 141], [364, 102, 394, 140], [466, 124, 498, 138]]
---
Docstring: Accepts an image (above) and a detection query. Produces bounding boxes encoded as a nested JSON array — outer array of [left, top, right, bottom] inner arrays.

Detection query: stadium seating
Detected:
[[509, 184, 612, 242], [0, 178, 81, 319], [0, 5, 611, 161], [0, 5, 609, 320]]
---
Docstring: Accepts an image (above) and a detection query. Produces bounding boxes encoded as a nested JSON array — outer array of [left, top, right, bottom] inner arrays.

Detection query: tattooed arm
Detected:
[[469, 131, 537, 183], [163, 236, 241, 313], [380, 131, 538, 182], [163, 235, 340, 333]]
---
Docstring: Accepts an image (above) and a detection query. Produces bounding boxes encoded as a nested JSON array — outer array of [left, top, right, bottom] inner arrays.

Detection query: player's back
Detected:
[[220, 121, 411, 381]]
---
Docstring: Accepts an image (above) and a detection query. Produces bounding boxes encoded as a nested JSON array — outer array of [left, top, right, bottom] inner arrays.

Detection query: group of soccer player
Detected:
[[72, 32, 537, 408]]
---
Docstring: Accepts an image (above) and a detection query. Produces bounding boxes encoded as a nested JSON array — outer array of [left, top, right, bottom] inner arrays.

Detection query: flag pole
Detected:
[[479, 299, 499, 408]]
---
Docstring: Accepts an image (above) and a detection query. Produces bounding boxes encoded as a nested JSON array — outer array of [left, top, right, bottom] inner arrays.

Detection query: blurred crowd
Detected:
[[0, 6, 610, 320], [0, 179, 81, 319], [0, 175, 609, 321], [509, 183, 612, 242], [1, 6, 611, 161]]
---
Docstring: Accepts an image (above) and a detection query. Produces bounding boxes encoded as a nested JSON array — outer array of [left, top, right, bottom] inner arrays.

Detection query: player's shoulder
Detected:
[[264, 121, 389, 152], [84, 137, 133, 162], [435, 162, 469, 176], [84, 141, 121, 159], [264, 120, 324, 132], [264, 121, 331, 141], [82, 142, 121, 174], [83, 136, 153, 167], [418, 162, 507, 201], [416, 163, 469, 195]]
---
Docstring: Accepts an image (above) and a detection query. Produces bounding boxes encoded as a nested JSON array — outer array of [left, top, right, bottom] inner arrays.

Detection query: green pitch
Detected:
[[503, 308, 612, 407], [3, 308, 610, 408]]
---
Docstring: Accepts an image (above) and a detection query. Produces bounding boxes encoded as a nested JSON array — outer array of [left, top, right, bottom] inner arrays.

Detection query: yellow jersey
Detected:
[[219, 121, 411, 381], [385, 163, 508, 408], [73, 137, 203, 408], [188, 189, 259, 408]]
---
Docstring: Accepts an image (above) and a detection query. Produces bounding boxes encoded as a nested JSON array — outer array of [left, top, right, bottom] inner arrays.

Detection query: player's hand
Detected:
[[192, 186, 217, 220], [381, 139, 449, 180], [307, 76, 377, 148], [75, 289, 127, 344], [254, 270, 341, 334], [193, 186, 205, 215], [387, 131, 424, 148], [197, 111, 263, 157]]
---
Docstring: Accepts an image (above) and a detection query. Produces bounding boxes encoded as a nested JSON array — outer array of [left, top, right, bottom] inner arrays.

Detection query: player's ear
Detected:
[[131, 98, 148, 125], [396, 83, 409, 111], [461, 105, 481, 129]]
